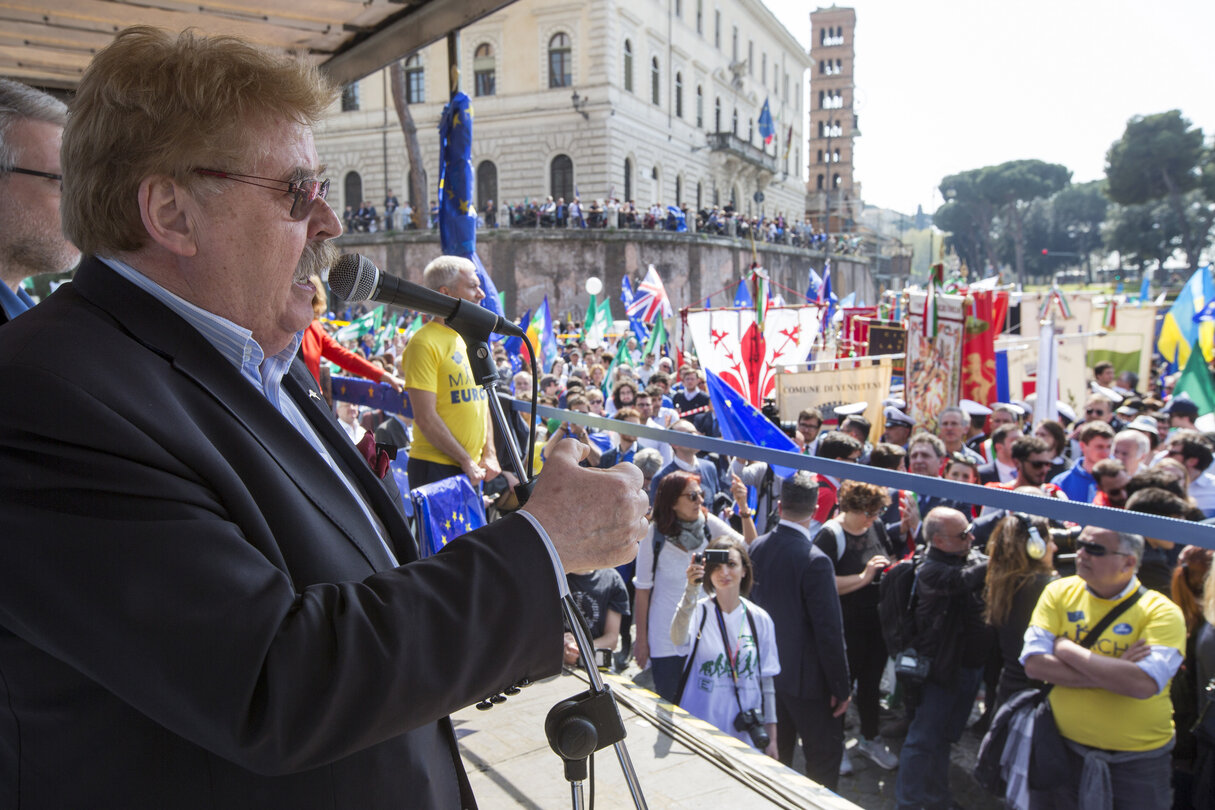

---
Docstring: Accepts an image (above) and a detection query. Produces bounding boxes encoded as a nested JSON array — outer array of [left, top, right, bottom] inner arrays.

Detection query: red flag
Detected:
[[961, 291, 997, 405]]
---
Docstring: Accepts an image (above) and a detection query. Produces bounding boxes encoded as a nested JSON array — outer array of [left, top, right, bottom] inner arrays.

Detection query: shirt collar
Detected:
[[673, 455, 697, 472], [98, 256, 302, 399], [0, 282, 35, 321], [778, 519, 813, 542], [1084, 576, 1138, 601]]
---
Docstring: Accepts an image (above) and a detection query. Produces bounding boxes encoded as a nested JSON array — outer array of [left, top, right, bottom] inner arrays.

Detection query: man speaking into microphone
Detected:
[[0, 27, 649, 810], [401, 255, 500, 488]]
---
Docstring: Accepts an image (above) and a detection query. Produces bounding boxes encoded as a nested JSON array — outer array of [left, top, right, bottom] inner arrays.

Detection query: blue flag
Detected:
[[805, 267, 823, 303], [1138, 274, 1150, 304], [409, 475, 486, 557], [331, 376, 412, 417], [704, 369, 801, 477], [758, 98, 775, 145], [437, 91, 503, 320], [734, 279, 753, 308], [535, 297, 561, 371], [1193, 299, 1215, 323], [666, 205, 687, 232], [503, 310, 530, 373], [620, 277, 649, 344]]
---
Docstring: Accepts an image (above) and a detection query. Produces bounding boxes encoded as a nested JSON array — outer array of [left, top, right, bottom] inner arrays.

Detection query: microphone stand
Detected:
[[445, 303, 647, 810]]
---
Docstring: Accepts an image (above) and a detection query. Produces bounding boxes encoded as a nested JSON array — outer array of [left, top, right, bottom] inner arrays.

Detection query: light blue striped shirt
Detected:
[[99, 256, 398, 567]]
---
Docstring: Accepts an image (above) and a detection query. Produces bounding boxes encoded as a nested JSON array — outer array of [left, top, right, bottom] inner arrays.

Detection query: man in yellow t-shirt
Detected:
[[1022, 525, 1184, 809], [401, 256, 499, 489]]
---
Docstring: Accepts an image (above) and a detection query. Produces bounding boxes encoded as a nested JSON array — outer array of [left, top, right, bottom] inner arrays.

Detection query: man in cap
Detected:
[[1161, 393, 1199, 431], [881, 406, 914, 447], [0, 79, 79, 323], [0, 28, 649, 809]]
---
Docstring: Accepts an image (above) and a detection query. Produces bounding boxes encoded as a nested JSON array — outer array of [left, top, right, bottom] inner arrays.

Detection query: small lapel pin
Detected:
[[308, 390, 322, 401]]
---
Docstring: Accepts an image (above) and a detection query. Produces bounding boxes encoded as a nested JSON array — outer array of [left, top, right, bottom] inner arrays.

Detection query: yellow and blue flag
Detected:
[[409, 474, 486, 557], [1158, 266, 1215, 367]]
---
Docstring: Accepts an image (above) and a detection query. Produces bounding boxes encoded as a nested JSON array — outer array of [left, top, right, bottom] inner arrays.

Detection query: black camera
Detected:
[[734, 708, 770, 749], [703, 548, 731, 565]]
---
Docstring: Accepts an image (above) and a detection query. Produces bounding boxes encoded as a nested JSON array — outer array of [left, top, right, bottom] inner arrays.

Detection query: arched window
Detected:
[[714, 97, 721, 131], [696, 181, 703, 210], [696, 0, 703, 34], [549, 33, 572, 88], [747, 118, 753, 142], [816, 174, 824, 190], [696, 85, 704, 128], [344, 171, 363, 210], [474, 44, 496, 97], [623, 40, 633, 93], [551, 154, 574, 201], [817, 149, 823, 163], [623, 158, 633, 203], [675, 175, 682, 205], [404, 55, 424, 103], [652, 165, 660, 202], [476, 160, 497, 213], [340, 83, 359, 112], [730, 184, 738, 209], [833, 173, 841, 189], [650, 57, 660, 105], [731, 108, 738, 135], [675, 72, 683, 118]]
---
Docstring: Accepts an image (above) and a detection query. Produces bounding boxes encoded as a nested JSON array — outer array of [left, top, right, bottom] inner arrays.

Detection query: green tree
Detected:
[[1105, 110, 1214, 272], [976, 160, 1072, 287], [1102, 200, 1180, 271], [936, 169, 997, 275]]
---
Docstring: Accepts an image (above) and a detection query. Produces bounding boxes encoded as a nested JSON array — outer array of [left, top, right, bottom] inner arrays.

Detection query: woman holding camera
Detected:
[[670, 537, 779, 757], [634, 471, 750, 703]]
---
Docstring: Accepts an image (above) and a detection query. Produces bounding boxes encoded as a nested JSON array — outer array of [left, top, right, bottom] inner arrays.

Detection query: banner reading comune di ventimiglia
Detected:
[[776, 358, 894, 442]]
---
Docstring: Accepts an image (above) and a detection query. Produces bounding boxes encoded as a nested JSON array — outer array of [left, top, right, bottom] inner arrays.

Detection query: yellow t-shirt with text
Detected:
[[1029, 576, 1185, 751], [401, 321, 488, 466]]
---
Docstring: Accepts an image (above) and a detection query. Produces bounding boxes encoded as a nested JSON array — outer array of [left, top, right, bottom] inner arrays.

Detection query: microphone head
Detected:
[[328, 253, 379, 302]]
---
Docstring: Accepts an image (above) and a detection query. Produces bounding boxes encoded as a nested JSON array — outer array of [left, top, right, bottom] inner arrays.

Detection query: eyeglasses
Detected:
[[1025, 460, 1054, 469], [1085, 408, 1109, 417], [863, 509, 883, 518], [1076, 539, 1131, 557], [193, 168, 329, 220], [682, 491, 705, 503], [946, 524, 976, 539], [4, 166, 63, 189]]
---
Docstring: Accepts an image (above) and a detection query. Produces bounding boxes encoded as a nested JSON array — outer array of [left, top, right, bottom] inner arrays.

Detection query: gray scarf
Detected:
[[668, 514, 707, 552]]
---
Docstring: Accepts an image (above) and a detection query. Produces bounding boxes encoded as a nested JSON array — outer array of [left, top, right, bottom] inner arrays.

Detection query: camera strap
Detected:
[[713, 598, 764, 718]]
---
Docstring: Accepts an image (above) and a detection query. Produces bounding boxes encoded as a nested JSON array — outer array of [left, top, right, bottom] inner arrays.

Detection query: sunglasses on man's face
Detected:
[[1076, 539, 1131, 557], [1025, 460, 1053, 469]]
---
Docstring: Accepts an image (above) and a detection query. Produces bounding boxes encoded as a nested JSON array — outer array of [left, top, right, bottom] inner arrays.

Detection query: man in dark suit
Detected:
[[749, 471, 851, 790], [0, 27, 648, 810], [0, 79, 79, 324]]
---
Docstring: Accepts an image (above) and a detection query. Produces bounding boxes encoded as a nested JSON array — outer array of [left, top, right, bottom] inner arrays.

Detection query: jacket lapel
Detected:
[[72, 258, 403, 571]]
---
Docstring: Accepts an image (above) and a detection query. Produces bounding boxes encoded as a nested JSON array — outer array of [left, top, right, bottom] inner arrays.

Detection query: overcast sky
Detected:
[[761, 0, 1215, 217]]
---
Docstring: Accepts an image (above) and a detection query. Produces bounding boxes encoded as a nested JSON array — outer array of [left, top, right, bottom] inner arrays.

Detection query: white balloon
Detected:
[[585, 277, 603, 296]]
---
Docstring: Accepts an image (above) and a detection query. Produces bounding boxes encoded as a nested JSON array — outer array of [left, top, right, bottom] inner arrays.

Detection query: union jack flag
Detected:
[[626, 265, 673, 323]]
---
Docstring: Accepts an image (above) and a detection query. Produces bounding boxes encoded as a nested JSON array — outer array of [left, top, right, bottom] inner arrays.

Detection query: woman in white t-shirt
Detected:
[[633, 471, 743, 703], [669, 537, 779, 756]]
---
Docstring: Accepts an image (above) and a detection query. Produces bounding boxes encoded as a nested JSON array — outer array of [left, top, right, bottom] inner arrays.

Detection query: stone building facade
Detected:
[[314, 0, 812, 224]]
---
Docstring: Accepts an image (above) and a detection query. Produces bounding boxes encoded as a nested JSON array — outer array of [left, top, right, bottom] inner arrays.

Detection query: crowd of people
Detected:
[[316, 273, 1215, 809], [2, 27, 1212, 807]]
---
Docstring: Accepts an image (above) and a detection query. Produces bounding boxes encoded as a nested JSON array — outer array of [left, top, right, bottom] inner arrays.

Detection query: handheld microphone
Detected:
[[327, 253, 524, 339]]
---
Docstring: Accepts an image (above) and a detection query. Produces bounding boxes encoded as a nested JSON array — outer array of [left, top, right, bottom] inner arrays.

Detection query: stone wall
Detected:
[[334, 227, 875, 325]]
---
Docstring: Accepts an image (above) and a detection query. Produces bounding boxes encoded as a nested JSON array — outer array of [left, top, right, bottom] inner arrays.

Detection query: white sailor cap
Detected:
[[834, 401, 869, 418], [884, 407, 915, 428], [959, 398, 993, 418]]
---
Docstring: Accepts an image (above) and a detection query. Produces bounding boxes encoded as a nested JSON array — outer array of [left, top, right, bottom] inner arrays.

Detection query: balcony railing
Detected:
[[706, 132, 778, 173]]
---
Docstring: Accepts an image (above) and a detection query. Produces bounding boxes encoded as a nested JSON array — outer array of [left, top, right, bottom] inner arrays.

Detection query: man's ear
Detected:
[[138, 175, 199, 257]]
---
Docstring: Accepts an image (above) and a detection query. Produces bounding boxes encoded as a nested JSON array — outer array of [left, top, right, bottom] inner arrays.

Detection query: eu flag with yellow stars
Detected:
[[438, 91, 504, 320], [409, 474, 487, 557]]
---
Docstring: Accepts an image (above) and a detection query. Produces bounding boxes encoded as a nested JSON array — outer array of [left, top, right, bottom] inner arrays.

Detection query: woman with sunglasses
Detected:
[[983, 512, 1057, 710], [669, 537, 779, 757], [815, 480, 900, 772], [634, 471, 750, 703]]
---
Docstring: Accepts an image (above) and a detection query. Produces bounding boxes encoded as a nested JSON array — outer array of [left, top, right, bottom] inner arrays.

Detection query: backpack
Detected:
[[877, 548, 923, 654]]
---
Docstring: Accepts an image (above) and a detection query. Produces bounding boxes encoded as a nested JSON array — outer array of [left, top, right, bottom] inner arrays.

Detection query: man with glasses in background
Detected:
[[895, 506, 990, 810], [1023, 526, 1184, 808], [0, 28, 649, 809], [0, 80, 79, 323]]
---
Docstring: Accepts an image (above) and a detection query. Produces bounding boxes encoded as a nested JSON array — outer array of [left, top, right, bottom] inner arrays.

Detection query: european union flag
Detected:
[[331, 376, 413, 417], [704, 369, 800, 477], [409, 474, 486, 557], [734, 279, 753, 308], [438, 91, 503, 320]]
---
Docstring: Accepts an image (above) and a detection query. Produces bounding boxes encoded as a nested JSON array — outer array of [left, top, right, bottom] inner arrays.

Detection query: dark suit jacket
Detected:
[[748, 524, 850, 703], [0, 258, 563, 809], [977, 462, 1001, 486]]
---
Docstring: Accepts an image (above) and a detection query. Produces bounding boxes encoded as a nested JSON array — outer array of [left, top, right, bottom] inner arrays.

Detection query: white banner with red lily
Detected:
[[685, 306, 821, 407]]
